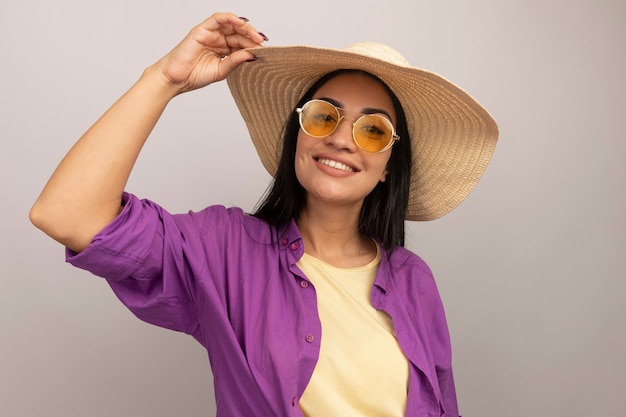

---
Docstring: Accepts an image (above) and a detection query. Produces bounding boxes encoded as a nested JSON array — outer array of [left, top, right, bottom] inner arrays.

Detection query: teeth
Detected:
[[318, 158, 354, 172]]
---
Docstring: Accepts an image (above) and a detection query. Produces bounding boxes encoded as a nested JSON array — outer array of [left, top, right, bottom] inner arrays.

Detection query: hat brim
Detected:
[[227, 45, 498, 221]]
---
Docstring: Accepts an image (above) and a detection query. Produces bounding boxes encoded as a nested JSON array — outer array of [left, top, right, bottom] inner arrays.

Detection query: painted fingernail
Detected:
[[245, 56, 259, 63], [238, 16, 250, 22], [258, 32, 269, 41]]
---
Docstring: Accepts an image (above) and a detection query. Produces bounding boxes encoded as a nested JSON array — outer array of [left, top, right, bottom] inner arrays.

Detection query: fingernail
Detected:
[[245, 56, 259, 63], [238, 16, 250, 22], [258, 32, 269, 41]]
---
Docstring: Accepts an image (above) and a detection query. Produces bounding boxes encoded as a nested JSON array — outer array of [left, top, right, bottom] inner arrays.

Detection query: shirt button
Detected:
[[300, 280, 309, 288], [290, 242, 299, 251], [281, 238, 288, 246], [292, 396, 298, 406], [305, 333, 315, 343]]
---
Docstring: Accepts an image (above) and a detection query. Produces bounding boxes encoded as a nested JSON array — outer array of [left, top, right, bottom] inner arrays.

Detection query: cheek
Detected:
[[294, 134, 309, 183], [294, 131, 305, 155], [371, 153, 392, 182]]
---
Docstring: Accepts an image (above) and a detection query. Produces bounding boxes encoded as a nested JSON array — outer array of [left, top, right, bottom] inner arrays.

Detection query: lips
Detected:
[[315, 157, 357, 172]]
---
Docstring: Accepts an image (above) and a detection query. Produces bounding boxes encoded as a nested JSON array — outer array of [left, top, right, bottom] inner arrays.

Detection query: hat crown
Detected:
[[343, 42, 411, 67]]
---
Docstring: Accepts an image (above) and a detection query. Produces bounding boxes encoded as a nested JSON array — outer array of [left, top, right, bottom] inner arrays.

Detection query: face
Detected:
[[295, 72, 396, 211]]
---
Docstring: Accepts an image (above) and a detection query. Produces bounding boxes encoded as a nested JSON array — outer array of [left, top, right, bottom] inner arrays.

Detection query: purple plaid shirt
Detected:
[[67, 193, 460, 417]]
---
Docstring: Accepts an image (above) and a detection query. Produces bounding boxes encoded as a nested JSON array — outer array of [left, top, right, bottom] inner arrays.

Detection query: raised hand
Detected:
[[154, 13, 267, 94]]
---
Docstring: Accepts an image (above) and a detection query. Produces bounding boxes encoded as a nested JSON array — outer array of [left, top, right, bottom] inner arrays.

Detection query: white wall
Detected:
[[1, 0, 624, 416]]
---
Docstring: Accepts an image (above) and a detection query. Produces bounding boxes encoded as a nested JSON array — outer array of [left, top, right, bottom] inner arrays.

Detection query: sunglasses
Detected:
[[296, 99, 400, 153]]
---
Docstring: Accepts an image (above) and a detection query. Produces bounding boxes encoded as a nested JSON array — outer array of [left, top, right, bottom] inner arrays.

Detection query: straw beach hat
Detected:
[[227, 43, 498, 221]]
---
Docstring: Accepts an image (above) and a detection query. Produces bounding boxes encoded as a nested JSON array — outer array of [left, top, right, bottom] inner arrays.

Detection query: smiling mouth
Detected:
[[316, 158, 356, 172]]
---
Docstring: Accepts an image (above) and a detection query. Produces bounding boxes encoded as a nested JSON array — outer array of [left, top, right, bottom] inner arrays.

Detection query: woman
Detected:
[[30, 13, 498, 417]]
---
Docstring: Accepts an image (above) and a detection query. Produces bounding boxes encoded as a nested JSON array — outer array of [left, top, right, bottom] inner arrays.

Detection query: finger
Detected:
[[215, 49, 258, 79], [201, 12, 267, 44], [224, 32, 264, 51]]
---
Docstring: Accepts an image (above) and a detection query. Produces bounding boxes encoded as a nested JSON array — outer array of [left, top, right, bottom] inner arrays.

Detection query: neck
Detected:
[[296, 201, 376, 268]]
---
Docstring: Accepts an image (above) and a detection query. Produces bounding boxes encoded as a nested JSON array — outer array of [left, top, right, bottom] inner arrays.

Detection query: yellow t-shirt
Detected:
[[297, 248, 409, 417]]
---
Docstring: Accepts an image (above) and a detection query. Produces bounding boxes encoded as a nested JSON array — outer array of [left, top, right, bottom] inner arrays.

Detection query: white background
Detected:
[[1, 0, 625, 416]]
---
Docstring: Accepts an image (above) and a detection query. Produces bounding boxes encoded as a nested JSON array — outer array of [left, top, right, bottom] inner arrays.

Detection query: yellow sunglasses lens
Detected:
[[353, 116, 394, 152], [299, 100, 340, 137]]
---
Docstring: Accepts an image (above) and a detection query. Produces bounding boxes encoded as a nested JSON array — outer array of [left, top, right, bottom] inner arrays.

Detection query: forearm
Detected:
[[31, 13, 265, 253], [30, 65, 179, 252]]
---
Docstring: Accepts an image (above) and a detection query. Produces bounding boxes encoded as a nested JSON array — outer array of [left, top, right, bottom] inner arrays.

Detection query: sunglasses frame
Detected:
[[296, 99, 400, 153]]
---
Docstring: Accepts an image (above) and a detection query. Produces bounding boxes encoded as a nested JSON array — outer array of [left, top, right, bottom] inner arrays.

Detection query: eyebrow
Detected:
[[317, 97, 394, 121]]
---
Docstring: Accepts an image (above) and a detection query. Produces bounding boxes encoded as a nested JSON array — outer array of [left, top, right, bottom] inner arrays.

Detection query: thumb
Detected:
[[216, 50, 258, 80]]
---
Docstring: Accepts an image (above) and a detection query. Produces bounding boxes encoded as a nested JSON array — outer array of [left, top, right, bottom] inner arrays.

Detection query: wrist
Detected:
[[140, 64, 185, 100]]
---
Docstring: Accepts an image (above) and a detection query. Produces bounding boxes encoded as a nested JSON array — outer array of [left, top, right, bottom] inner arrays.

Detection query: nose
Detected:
[[324, 116, 356, 151]]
